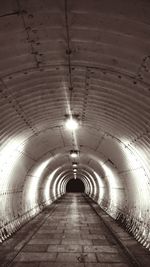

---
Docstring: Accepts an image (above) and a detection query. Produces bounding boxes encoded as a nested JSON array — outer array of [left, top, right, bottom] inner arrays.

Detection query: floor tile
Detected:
[[83, 245, 118, 253], [14, 252, 57, 262], [47, 244, 82, 253], [56, 252, 97, 262], [96, 252, 127, 263]]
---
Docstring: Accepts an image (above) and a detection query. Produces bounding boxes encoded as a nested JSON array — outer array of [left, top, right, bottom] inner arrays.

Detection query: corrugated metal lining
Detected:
[[0, 0, 150, 248]]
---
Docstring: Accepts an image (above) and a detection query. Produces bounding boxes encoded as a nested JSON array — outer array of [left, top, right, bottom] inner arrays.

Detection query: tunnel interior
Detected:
[[0, 0, 150, 252], [66, 178, 85, 193]]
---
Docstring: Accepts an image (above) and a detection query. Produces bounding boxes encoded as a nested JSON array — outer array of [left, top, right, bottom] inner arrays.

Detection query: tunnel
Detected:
[[0, 0, 150, 266], [66, 178, 85, 192]]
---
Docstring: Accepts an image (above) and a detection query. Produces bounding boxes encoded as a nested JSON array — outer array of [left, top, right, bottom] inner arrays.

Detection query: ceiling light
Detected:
[[66, 117, 78, 130], [73, 169, 77, 172], [70, 150, 79, 158], [72, 162, 78, 167], [65, 115, 79, 131]]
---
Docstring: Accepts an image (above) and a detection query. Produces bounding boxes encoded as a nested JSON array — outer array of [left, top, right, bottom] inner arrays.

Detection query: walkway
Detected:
[[0, 193, 150, 266]]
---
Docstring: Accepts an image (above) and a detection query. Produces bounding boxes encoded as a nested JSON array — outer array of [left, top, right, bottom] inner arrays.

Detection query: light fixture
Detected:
[[70, 150, 79, 158], [72, 162, 78, 167], [74, 174, 77, 179], [65, 115, 79, 131], [73, 169, 77, 173]]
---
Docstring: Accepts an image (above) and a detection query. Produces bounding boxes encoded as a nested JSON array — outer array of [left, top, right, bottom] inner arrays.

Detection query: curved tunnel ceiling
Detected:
[[0, 0, 150, 248]]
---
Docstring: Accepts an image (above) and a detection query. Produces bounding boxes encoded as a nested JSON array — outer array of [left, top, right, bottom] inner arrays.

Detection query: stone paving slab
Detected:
[[96, 252, 127, 263], [81, 234, 106, 239], [56, 252, 97, 262], [28, 238, 61, 245], [38, 229, 64, 233], [11, 263, 39, 267], [13, 252, 57, 262], [84, 264, 129, 267], [47, 244, 82, 252], [64, 229, 90, 233], [39, 263, 84, 267], [83, 245, 119, 253], [90, 229, 105, 234], [60, 226, 81, 229], [92, 239, 110, 245], [41, 226, 57, 229], [61, 239, 93, 245], [62, 233, 81, 238], [22, 244, 48, 252], [33, 233, 63, 239]]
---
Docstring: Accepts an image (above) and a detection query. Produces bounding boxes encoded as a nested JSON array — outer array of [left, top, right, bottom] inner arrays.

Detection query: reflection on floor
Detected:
[[0, 193, 150, 266]]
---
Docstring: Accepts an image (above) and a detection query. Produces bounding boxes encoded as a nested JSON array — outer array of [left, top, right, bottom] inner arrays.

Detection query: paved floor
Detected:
[[0, 193, 150, 266]]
